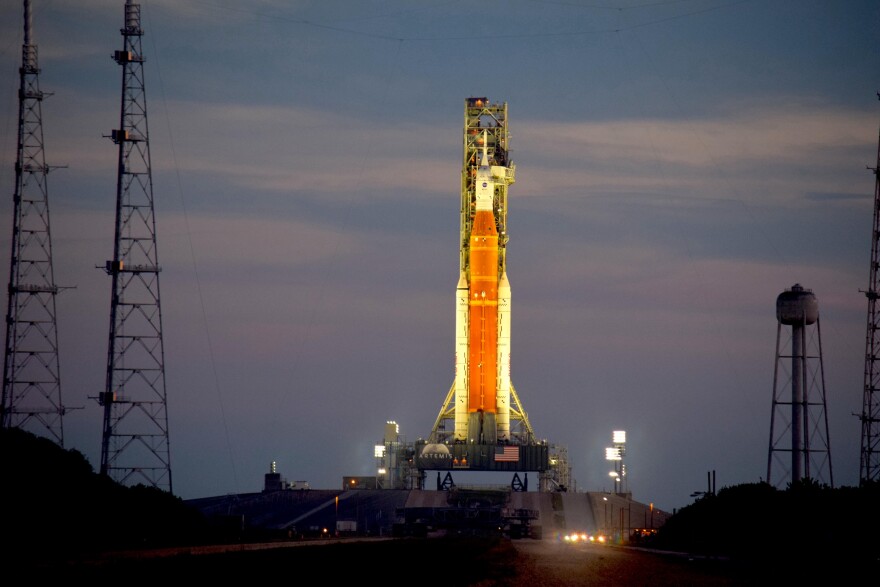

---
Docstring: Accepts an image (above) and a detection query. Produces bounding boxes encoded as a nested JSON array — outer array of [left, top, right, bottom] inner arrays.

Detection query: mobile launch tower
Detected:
[[98, 0, 172, 493], [2, 0, 67, 445], [420, 98, 550, 486]]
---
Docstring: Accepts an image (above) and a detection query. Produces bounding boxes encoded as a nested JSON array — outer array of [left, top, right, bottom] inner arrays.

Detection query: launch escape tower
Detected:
[[418, 98, 555, 490], [2, 1, 67, 445], [860, 100, 880, 485], [98, 0, 172, 492], [767, 284, 833, 489]]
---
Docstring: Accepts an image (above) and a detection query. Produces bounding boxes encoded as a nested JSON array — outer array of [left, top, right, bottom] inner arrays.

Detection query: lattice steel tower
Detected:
[[767, 284, 833, 488], [2, 0, 66, 445], [859, 96, 880, 485], [99, 0, 172, 492]]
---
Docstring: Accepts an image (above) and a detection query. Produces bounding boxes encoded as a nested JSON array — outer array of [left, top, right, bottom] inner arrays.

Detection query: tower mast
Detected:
[[859, 94, 880, 485], [99, 0, 172, 493], [2, 0, 66, 445]]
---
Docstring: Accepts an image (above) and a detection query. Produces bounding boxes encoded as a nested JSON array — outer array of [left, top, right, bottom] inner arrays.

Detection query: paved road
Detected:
[[40, 535, 755, 585], [509, 538, 744, 586]]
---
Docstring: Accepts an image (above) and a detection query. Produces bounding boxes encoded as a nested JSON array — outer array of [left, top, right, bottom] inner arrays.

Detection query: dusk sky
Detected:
[[1, 0, 877, 513]]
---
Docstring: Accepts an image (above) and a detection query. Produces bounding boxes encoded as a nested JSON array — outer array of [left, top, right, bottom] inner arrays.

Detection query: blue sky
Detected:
[[1, 0, 877, 512]]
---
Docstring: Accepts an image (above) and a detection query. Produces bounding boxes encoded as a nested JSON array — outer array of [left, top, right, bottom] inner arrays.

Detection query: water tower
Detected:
[[767, 284, 833, 487]]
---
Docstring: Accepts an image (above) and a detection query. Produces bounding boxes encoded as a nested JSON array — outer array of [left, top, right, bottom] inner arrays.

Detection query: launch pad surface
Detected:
[[186, 487, 668, 542]]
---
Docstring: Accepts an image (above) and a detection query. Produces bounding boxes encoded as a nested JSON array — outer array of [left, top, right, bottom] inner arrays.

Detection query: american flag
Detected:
[[494, 446, 519, 462]]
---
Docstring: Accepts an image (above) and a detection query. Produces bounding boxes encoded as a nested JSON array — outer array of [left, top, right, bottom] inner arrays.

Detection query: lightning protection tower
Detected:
[[859, 97, 880, 485], [99, 0, 172, 493], [2, 0, 66, 445], [767, 284, 833, 488]]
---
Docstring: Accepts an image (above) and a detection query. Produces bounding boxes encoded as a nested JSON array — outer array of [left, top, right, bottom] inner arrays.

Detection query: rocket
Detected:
[[497, 269, 511, 441], [467, 142, 499, 444], [436, 97, 528, 454], [454, 271, 469, 441], [453, 133, 512, 445]]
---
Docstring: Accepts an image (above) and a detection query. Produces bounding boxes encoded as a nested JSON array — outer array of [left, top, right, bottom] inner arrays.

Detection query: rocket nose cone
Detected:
[[499, 271, 510, 290], [457, 272, 467, 289]]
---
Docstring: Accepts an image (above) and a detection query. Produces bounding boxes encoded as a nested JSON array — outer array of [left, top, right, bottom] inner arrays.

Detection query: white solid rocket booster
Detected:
[[496, 270, 511, 441], [454, 271, 469, 441]]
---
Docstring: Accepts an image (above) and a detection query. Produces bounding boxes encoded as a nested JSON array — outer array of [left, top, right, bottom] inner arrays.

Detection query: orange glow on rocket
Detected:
[[468, 208, 498, 414], [445, 101, 519, 446]]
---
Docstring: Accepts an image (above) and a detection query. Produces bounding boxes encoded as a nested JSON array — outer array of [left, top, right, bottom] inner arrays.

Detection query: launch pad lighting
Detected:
[[606, 447, 622, 461], [613, 430, 626, 444], [374, 445, 385, 458]]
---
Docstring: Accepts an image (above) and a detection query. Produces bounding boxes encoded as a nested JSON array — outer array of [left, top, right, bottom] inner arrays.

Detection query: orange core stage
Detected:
[[468, 208, 498, 414]]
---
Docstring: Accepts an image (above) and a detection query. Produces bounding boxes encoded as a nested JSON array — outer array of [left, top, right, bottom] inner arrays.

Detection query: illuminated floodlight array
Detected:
[[605, 430, 627, 494]]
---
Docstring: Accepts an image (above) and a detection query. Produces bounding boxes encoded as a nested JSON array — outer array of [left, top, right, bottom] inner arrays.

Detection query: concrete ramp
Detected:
[[508, 491, 546, 512], [402, 490, 603, 537], [404, 490, 450, 508], [188, 488, 668, 540], [558, 493, 597, 532], [515, 492, 597, 537]]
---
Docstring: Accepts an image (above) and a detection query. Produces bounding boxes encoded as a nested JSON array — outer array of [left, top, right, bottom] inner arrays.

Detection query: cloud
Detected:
[[514, 103, 874, 201]]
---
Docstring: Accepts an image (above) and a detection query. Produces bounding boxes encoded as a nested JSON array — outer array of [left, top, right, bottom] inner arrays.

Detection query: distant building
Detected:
[[264, 461, 309, 492], [264, 461, 284, 492]]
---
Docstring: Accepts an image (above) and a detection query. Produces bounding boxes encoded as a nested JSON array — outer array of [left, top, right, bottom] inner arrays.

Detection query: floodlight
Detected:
[[605, 447, 621, 461]]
